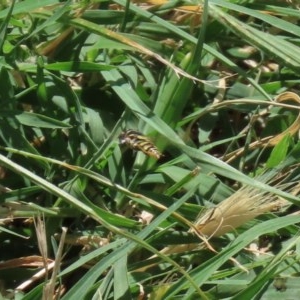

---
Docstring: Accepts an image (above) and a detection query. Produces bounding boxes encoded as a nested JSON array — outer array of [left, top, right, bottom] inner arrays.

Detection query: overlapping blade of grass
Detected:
[[113, 0, 271, 99], [0, 0, 59, 19], [159, 164, 233, 202], [60, 188, 207, 300], [0, 150, 207, 298], [44, 61, 115, 72], [0, 154, 100, 221], [211, 0, 300, 38], [151, 0, 209, 128], [0, 0, 16, 52], [230, 235, 300, 300], [14, 0, 71, 49], [255, 4, 300, 18], [1, 1, 300, 298], [27, 1, 273, 101], [0, 226, 28, 238], [1, 146, 199, 229], [28, 9, 205, 84], [14, 111, 71, 128], [113, 255, 131, 299], [21, 239, 127, 300], [163, 215, 300, 299], [209, 4, 300, 69], [100, 67, 300, 205]]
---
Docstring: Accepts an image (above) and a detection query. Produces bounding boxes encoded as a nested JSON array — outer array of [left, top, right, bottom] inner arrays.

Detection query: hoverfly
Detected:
[[118, 129, 163, 159]]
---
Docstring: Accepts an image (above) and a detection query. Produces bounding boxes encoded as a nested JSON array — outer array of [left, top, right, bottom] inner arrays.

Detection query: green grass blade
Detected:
[[164, 215, 300, 299]]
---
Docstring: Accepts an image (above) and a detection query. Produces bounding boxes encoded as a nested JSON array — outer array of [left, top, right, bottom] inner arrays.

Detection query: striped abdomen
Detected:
[[119, 129, 162, 159]]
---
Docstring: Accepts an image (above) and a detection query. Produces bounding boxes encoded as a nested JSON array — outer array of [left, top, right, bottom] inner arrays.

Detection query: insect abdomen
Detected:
[[119, 129, 162, 159]]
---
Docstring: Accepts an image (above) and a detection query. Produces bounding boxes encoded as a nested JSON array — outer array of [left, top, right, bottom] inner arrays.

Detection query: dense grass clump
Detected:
[[1, 1, 300, 299]]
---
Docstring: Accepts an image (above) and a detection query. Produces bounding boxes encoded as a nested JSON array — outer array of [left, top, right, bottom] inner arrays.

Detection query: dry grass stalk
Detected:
[[141, 181, 294, 270], [194, 185, 288, 237], [43, 227, 67, 300], [34, 216, 48, 274]]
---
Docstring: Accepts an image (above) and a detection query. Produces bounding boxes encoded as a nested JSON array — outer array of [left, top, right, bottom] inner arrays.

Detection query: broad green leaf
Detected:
[[0, 0, 59, 19], [266, 134, 291, 168], [45, 61, 115, 72], [16, 112, 71, 128], [114, 255, 131, 299]]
